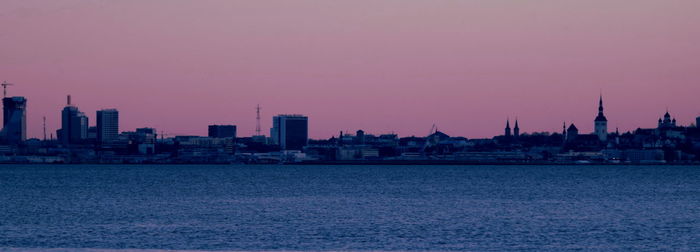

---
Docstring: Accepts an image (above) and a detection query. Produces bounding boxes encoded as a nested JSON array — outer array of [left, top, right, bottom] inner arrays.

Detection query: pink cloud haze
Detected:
[[1, 0, 699, 139]]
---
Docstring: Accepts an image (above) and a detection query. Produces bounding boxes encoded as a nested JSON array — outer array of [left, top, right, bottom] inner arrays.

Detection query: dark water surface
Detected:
[[0, 165, 699, 251]]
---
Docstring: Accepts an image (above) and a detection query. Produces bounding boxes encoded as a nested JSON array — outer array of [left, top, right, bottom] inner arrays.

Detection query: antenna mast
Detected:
[[255, 104, 261, 136], [43, 116, 47, 141]]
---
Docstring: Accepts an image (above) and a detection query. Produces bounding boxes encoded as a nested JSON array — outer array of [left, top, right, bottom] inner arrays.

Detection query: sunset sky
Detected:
[[2, 0, 699, 139]]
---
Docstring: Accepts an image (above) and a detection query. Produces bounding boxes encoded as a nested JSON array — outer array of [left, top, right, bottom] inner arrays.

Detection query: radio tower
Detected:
[[255, 104, 262, 136]]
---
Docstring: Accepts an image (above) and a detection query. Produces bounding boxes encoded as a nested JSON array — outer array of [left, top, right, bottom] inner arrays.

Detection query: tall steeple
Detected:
[[595, 94, 607, 121], [513, 119, 520, 138], [594, 94, 608, 142], [505, 119, 511, 137]]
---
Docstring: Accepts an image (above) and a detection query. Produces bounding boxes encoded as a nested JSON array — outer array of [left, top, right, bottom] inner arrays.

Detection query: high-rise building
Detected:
[[2, 96, 27, 144], [208, 125, 236, 138], [96, 109, 119, 145], [696, 116, 700, 128], [594, 95, 608, 141], [271, 115, 308, 150], [60, 95, 88, 145]]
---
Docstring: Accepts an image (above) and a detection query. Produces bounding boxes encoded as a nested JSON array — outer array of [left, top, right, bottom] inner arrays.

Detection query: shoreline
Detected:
[[0, 161, 697, 166]]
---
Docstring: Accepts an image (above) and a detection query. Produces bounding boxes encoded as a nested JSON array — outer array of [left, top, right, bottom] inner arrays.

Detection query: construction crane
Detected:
[[1, 81, 14, 98]]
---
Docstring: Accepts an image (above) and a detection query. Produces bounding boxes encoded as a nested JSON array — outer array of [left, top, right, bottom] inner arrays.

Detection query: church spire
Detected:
[[594, 94, 608, 141], [513, 118, 520, 138], [505, 119, 511, 137], [595, 94, 607, 122]]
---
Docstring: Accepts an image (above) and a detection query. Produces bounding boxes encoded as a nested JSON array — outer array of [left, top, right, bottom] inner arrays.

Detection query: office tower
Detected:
[[60, 95, 88, 145], [2, 96, 27, 144], [208, 125, 236, 138], [270, 114, 308, 150], [96, 109, 119, 145], [594, 95, 608, 141]]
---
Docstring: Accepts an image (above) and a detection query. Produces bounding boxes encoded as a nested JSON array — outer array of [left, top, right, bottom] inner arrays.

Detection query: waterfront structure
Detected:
[[96, 109, 119, 145], [594, 95, 608, 142], [1, 96, 27, 144], [271, 114, 308, 150], [208, 125, 236, 138], [696, 116, 700, 128], [59, 95, 88, 145], [513, 120, 520, 138]]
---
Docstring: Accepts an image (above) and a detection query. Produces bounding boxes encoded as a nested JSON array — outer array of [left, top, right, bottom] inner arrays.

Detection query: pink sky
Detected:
[[1, 0, 700, 139]]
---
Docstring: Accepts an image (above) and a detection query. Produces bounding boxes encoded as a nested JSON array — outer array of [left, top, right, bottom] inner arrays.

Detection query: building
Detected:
[[696, 116, 700, 128], [271, 114, 308, 150], [1, 96, 27, 144], [566, 123, 579, 142], [59, 95, 88, 145], [513, 120, 520, 138], [658, 110, 677, 129], [87, 126, 97, 141], [594, 95, 608, 142], [96, 109, 119, 145], [208, 125, 236, 138], [504, 119, 511, 137], [121, 128, 157, 154]]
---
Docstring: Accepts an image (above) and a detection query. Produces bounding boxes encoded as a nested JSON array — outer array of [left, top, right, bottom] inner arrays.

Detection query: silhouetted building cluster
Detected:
[[0, 91, 699, 164], [208, 125, 236, 138]]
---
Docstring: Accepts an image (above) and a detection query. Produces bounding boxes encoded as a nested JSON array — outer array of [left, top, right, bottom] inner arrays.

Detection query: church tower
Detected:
[[594, 95, 608, 141], [513, 119, 520, 138], [505, 119, 511, 137]]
